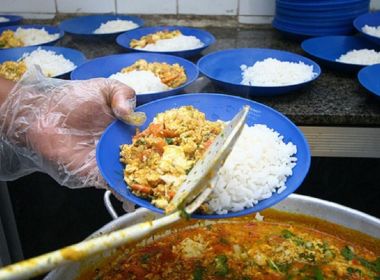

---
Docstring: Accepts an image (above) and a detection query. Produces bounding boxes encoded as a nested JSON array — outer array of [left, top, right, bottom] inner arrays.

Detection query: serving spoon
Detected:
[[0, 105, 249, 280]]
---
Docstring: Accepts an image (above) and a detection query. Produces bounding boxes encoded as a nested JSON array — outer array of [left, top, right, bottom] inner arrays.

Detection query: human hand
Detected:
[[0, 66, 146, 188]]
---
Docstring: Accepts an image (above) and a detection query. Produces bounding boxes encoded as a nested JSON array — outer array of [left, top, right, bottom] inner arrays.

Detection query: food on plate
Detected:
[[78, 209, 380, 279], [0, 27, 60, 48], [362, 24, 380, 38], [0, 30, 23, 48], [120, 106, 297, 213], [0, 47, 76, 81], [120, 106, 223, 209], [93, 19, 139, 34], [0, 17, 10, 23], [336, 49, 380, 65], [109, 59, 187, 94], [240, 58, 317, 87], [0, 61, 26, 81], [129, 29, 204, 51], [207, 124, 297, 214]]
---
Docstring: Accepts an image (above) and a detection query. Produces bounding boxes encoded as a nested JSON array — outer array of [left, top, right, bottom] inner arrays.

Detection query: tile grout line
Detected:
[[54, 0, 58, 14]]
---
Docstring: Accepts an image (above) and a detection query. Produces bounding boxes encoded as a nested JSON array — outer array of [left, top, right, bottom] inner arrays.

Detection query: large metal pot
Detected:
[[45, 194, 380, 280]]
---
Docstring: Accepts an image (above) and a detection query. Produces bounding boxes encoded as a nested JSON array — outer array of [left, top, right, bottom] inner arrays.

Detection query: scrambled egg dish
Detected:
[[0, 30, 24, 48], [130, 30, 182, 49], [121, 59, 187, 88], [0, 61, 27, 81], [120, 106, 223, 209]]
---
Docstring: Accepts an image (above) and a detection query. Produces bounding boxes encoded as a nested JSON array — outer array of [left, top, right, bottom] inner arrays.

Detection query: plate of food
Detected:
[[96, 93, 311, 219], [0, 24, 63, 49], [70, 53, 199, 104], [197, 48, 321, 96], [116, 26, 215, 57], [59, 14, 143, 39], [0, 46, 86, 81], [301, 35, 380, 72], [0, 15, 23, 27], [354, 12, 380, 46]]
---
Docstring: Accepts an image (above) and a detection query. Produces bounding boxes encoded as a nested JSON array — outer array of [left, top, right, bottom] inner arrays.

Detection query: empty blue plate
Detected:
[[70, 52, 199, 104], [0, 15, 23, 27], [116, 26, 215, 58], [0, 24, 63, 48], [354, 12, 380, 46], [197, 48, 321, 96], [96, 93, 311, 219], [301, 35, 380, 72], [0, 46, 86, 79], [59, 14, 143, 39], [358, 64, 380, 99]]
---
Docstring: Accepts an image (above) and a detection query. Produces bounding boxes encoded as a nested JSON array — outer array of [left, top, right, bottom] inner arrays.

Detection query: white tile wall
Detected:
[[0, 0, 379, 19], [371, 0, 380, 9], [0, 0, 55, 13], [238, 15, 273, 24], [178, 0, 238, 15], [56, 0, 115, 13], [239, 0, 275, 16], [117, 0, 177, 14]]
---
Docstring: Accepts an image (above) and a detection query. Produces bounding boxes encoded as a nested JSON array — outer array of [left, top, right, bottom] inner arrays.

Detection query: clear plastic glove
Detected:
[[0, 66, 146, 189]]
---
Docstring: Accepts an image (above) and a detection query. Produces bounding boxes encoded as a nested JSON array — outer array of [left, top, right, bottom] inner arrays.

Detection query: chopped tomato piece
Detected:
[[131, 184, 152, 194]]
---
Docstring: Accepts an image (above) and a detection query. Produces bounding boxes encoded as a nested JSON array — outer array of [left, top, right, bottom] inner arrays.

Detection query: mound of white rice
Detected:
[[109, 70, 169, 94], [22, 48, 76, 77], [137, 34, 204, 51], [14, 27, 60, 46], [206, 124, 297, 214], [362, 24, 380, 38], [0, 17, 9, 23], [336, 49, 380, 65], [240, 58, 317, 87], [93, 19, 138, 34]]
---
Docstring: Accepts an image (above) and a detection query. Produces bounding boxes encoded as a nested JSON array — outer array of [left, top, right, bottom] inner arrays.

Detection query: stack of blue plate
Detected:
[[273, 0, 370, 38]]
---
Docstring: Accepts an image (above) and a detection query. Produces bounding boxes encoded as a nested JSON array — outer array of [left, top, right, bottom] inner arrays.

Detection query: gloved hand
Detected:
[[0, 66, 146, 189]]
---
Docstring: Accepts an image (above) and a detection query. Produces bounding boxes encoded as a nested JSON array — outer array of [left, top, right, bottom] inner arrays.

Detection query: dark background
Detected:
[[7, 156, 380, 260]]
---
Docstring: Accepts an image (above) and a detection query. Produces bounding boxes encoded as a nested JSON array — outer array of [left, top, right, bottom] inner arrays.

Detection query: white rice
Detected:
[[14, 27, 60, 46], [109, 70, 169, 94], [0, 17, 9, 23], [93, 19, 138, 34], [336, 49, 380, 65], [136, 34, 204, 51], [22, 48, 76, 77], [362, 24, 380, 38], [240, 58, 317, 86], [206, 124, 297, 214]]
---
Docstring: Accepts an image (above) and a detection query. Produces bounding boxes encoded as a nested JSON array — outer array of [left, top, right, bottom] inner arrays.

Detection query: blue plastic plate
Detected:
[[0, 24, 63, 48], [0, 15, 23, 27], [354, 12, 380, 46], [276, 4, 368, 18], [71, 52, 199, 104], [301, 35, 380, 72], [197, 48, 321, 96], [273, 18, 355, 34], [96, 93, 311, 219], [59, 14, 143, 39], [0, 46, 86, 78], [358, 64, 380, 99], [276, 1, 369, 12], [116, 26, 215, 58]]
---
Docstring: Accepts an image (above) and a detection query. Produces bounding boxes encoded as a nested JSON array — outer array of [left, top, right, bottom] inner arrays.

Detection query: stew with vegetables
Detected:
[[77, 209, 380, 279]]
